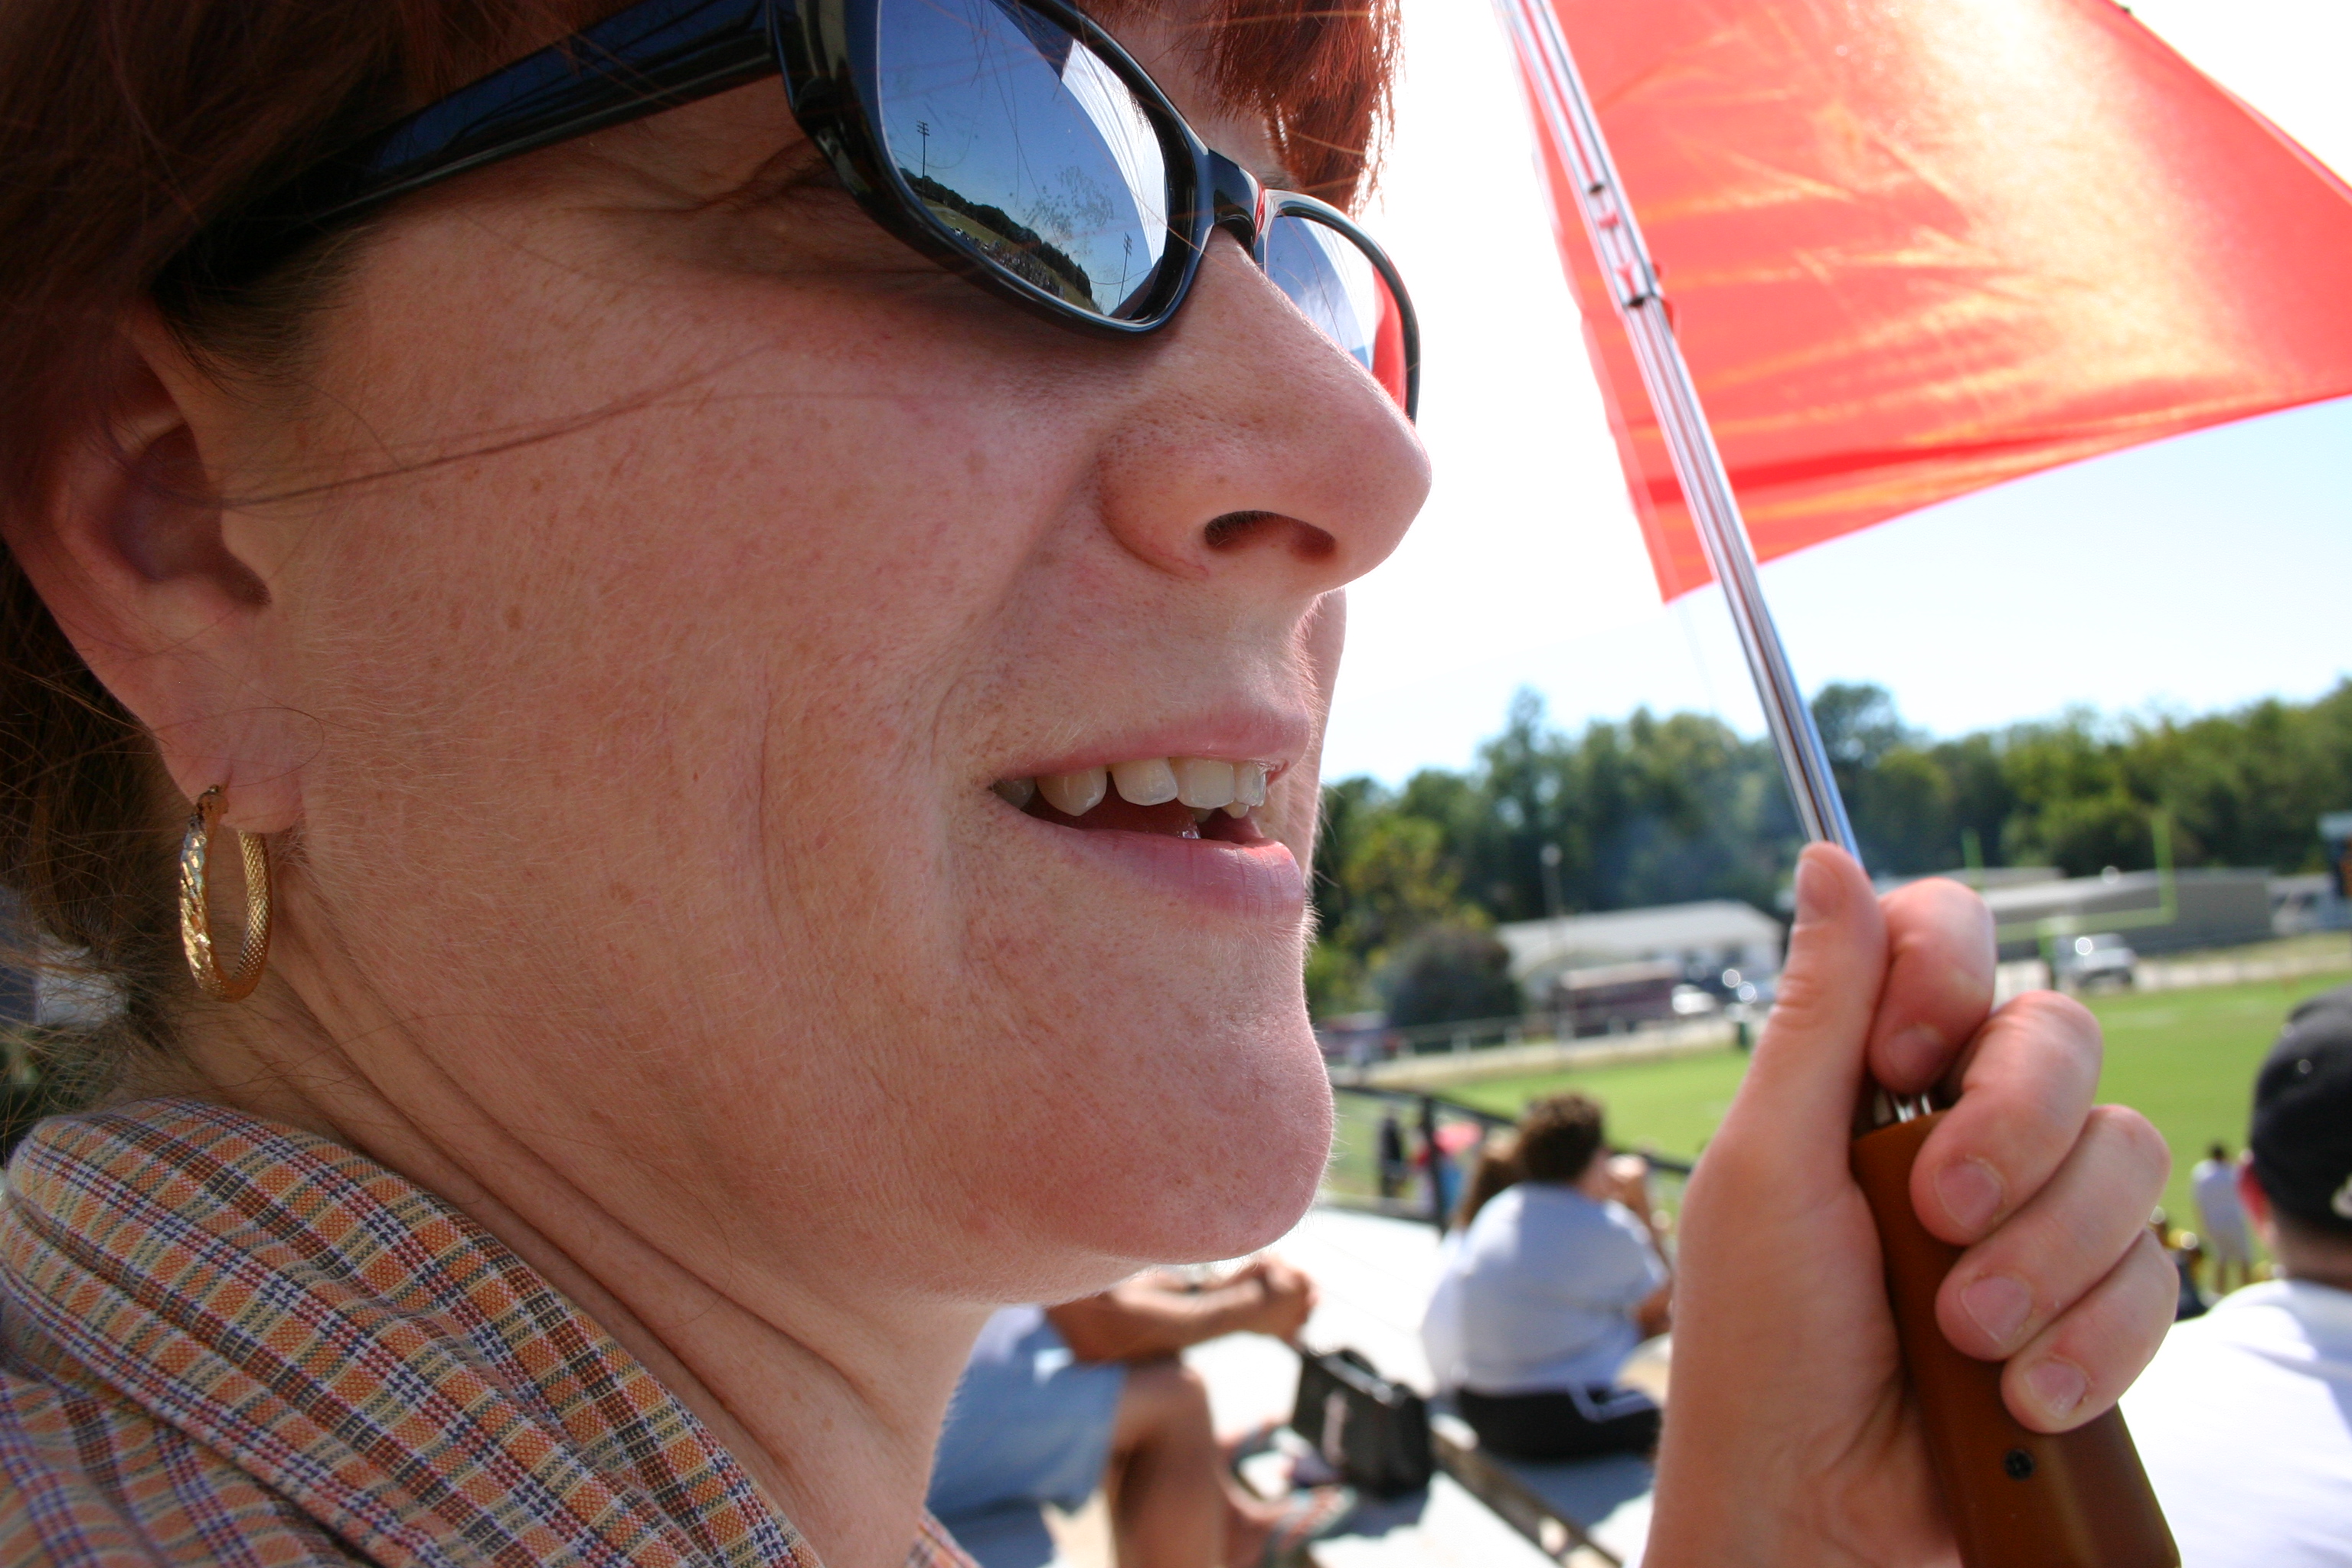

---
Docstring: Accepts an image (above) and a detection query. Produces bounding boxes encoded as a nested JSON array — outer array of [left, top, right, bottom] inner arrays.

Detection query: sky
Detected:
[[1321, 0, 2352, 785]]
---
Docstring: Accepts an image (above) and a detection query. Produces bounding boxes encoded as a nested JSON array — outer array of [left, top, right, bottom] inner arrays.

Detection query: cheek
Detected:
[[279, 247, 1336, 1287], [272, 279, 1051, 1063]]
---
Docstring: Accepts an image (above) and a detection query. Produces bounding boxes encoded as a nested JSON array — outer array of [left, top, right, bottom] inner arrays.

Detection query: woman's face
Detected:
[[153, 14, 1426, 1304]]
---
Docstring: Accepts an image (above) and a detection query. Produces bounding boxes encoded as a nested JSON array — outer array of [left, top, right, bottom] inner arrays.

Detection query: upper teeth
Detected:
[[998, 758, 1271, 817]]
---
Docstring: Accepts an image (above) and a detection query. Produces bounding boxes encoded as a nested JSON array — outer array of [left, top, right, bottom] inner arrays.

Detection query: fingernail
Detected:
[[2025, 1358, 2087, 1419], [1794, 851, 1834, 923], [1959, 1274, 2032, 1348], [1936, 1157, 2004, 1233]]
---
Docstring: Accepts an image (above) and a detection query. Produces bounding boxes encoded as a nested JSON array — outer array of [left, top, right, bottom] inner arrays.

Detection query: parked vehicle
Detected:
[[1671, 983, 1722, 1018], [1549, 961, 1680, 1036], [2055, 933, 2137, 991]]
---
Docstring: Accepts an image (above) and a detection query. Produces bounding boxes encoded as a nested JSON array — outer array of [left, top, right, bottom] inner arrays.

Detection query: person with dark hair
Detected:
[[1376, 1109, 1408, 1200], [1423, 1093, 1671, 1462], [2122, 985, 2352, 1566], [0, 0, 2179, 1558]]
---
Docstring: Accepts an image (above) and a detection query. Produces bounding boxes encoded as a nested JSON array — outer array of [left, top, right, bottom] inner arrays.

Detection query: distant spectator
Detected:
[[2122, 985, 2352, 1567], [2191, 1140, 2256, 1294], [1421, 1093, 1668, 1462], [1376, 1109, 1408, 1200], [2150, 1208, 2207, 1321], [1453, 1132, 1524, 1232], [1416, 1115, 1467, 1223], [929, 1259, 1348, 1568]]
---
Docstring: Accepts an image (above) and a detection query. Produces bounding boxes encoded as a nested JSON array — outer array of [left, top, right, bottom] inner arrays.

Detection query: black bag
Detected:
[[1289, 1347, 1435, 1497]]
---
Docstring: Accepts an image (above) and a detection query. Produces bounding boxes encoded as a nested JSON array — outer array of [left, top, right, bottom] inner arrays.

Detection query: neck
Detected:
[[154, 972, 984, 1568], [2275, 1251, 2352, 1294]]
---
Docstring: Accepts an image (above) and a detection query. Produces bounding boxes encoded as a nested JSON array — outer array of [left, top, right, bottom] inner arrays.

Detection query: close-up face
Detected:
[[120, 1, 1428, 1308]]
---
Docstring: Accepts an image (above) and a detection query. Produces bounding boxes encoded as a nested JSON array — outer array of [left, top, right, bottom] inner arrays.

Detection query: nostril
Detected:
[[1202, 510, 1337, 561], [1203, 511, 1274, 550]]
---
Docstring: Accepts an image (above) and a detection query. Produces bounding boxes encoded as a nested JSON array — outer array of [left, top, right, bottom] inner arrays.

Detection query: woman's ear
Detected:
[[9, 308, 305, 834]]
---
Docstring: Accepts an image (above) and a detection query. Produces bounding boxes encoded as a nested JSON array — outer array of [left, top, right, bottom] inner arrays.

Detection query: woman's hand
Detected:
[[1647, 846, 2174, 1567]]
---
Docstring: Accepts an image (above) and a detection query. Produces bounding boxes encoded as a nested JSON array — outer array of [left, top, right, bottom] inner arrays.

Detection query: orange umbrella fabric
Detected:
[[1513, 0, 2352, 600]]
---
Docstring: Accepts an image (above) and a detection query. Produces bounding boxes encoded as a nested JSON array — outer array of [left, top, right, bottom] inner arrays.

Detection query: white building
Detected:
[[1494, 900, 1784, 995]]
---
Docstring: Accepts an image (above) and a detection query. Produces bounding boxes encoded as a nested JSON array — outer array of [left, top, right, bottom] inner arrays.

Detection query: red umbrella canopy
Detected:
[[1514, 0, 2352, 601]]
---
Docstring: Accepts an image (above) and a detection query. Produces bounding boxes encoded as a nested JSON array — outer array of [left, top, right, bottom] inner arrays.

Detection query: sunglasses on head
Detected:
[[185, 0, 1421, 418]]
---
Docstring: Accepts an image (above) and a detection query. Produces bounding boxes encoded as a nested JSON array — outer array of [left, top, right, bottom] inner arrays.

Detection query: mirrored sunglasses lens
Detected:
[[875, 0, 1171, 318], [1264, 214, 1409, 410]]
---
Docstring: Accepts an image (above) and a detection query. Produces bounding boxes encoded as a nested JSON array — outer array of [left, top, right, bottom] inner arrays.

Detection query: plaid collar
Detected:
[[1, 1098, 970, 1568]]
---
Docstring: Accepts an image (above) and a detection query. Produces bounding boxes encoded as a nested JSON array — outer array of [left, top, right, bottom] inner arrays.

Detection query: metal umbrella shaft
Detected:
[[1492, 0, 1856, 858]]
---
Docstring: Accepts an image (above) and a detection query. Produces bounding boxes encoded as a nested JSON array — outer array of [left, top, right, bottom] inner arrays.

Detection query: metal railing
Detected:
[[1324, 1083, 1694, 1234]]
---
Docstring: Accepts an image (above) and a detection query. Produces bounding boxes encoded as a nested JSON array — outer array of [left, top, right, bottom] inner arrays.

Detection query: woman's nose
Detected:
[[1089, 234, 1430, 593]]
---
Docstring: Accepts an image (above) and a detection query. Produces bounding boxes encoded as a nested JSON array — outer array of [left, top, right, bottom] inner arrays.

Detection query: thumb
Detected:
[[1736, 844, 1888, 1146]]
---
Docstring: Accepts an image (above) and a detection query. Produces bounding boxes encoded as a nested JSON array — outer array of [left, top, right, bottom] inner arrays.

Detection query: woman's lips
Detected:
[[1008, 797, 1305, 918], [987, 742, 1303, 917], [1032, 793, 1230, 838]]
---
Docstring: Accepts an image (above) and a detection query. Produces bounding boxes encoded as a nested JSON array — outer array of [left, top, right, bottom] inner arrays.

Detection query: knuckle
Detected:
[[2029, 1294, 2154, 1414], [2096, 1236, 2172, 1323], [2112, 1238, 2179, 1354], [1886, 883, 1995, 965], [1886, 874, 1978, 922], [2089, 1105, 2173, 1180], [2125, 1227, 2171, 1276], [1998, 988, 2096, 1040], [1762, 969, 1835, 1026]]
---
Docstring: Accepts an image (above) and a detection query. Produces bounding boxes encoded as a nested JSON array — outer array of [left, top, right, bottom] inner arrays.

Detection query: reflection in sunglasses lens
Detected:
[[1264, 214, 1410, 409], [876, 0, 1171, 318]]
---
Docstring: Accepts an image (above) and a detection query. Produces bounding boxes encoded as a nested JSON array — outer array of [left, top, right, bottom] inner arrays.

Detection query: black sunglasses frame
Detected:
[[184, 0, 1420, 416]]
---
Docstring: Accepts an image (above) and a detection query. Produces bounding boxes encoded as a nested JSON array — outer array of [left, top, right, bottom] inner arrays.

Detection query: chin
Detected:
[[925, 803, 1337, 1291], [1070, 995, 1334, 1269]]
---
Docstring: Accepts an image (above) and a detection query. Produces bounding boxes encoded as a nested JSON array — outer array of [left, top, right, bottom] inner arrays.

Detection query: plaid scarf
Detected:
[[0, 1099, 972, 1568]]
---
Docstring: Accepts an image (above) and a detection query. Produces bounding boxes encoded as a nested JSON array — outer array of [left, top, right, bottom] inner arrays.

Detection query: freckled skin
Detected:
[[19, 11, 1427, 1566]]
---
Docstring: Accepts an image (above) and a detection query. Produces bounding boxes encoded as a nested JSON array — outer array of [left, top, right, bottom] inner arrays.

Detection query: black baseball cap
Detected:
[[2250, 983, 2352, 1236]]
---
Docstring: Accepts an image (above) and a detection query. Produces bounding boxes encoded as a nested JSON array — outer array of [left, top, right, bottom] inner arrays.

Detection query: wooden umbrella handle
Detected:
[[1851, 1111, 2178, 1568]]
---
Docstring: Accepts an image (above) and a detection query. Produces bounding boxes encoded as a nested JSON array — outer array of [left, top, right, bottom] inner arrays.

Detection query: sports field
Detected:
[[1433, 973, 2350, 1231]]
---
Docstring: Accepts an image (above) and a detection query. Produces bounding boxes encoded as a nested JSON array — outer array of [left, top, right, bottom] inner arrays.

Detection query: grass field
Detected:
[[1432, 974, 2351, 1230]]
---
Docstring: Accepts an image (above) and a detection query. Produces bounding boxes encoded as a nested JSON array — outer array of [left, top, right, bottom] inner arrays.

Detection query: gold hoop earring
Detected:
[[179, 786, 272, 1001]]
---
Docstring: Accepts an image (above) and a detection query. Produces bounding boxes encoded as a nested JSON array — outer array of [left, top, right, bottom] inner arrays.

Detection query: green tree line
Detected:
[[1309, 680, 2352, 1021]]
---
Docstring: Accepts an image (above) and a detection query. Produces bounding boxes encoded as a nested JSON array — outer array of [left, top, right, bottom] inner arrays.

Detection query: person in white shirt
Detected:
[[2122, 985, 2352, 1568], [2190, 1141, 2255, 1294], [1422, 1093, 1670, 1461]]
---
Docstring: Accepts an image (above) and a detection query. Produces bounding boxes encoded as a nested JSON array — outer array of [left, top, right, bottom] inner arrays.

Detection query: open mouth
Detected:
[[990, 756, 1278, 844]]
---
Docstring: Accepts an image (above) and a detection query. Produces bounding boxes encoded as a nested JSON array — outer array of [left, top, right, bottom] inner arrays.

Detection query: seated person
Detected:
[[2122, 985, 2352, 1567], [1420, 1132, 1522, 1405], [1452, 1130, 1526, 1231], [1423, 1093, 1669, 1462], [929, 1257, 1347, 1568]]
